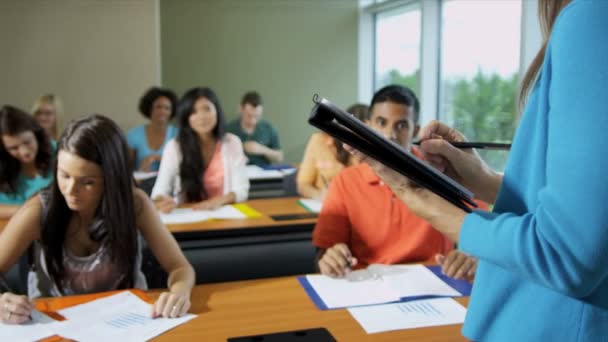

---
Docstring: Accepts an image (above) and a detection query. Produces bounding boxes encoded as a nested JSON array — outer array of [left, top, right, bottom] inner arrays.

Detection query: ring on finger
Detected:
[[5, 311, 11, 320]]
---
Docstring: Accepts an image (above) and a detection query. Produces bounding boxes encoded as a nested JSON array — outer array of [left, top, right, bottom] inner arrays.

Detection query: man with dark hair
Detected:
[[313, 85, 483, 280], [226, 91, 283, 165]]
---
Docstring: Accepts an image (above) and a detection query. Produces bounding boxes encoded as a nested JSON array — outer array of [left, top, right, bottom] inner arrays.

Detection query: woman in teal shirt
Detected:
[[355, 0, 608, 340], [127, 87, 178, 172], [0, 105, 54, 218]]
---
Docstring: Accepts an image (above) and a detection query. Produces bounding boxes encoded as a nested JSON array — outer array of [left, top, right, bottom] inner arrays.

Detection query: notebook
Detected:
[[308, 95, 477, 212]]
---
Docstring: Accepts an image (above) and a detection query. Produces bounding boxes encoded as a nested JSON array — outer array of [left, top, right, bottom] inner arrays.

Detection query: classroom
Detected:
[[2, 0, 607, 341]]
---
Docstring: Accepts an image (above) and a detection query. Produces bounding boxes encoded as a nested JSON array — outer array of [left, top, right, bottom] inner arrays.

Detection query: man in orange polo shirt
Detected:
[[313, 85, 477, 279]]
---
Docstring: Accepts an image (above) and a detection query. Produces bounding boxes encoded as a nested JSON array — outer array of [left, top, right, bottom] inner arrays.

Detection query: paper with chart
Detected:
[[160, 205, 246, 224], [54, 291, 196, 342], [305, 264, 461, 309], [0, 309, 62, 342], [348, 298, 466, 333]]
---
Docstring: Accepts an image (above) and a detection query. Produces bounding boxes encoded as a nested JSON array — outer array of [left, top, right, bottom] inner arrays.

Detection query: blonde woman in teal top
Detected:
[[0, 105, 54, 219], [352, 0, 608, 340]]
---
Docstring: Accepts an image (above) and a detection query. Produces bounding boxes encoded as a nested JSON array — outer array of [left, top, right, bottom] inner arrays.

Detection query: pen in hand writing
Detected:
[[0, 274, 33, 321]]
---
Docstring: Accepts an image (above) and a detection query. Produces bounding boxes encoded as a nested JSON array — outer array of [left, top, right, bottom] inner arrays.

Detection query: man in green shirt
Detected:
[[226, 91, 283, 166]]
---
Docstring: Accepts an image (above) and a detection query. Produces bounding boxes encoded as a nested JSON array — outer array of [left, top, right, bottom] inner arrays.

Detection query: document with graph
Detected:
[[348, 298, 466, 333], [53, 291, 196, 341]]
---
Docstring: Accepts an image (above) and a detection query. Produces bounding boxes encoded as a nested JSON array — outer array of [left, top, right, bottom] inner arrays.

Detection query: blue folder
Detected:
[[297, 265, 472, 310]]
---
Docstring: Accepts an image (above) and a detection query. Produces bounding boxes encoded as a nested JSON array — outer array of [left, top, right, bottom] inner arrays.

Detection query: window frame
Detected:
[[359, 0, 540, 126]]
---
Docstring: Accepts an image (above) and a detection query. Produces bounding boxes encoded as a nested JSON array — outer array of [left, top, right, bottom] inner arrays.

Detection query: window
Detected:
[[374, 3, 421, 94], [439, 0, 521, 170]]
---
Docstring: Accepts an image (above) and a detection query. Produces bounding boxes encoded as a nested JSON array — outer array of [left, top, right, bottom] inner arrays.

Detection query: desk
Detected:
[[144, 197, 318, 286], [147, 276, 469, 341], [0, 198, 319, 289]]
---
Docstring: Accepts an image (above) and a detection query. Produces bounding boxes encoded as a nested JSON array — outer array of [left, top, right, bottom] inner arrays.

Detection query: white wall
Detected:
[[0, 0, 160, 132]]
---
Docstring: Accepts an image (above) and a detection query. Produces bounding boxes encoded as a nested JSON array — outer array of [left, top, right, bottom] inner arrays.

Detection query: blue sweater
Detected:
[[460, 1, 608, 340]]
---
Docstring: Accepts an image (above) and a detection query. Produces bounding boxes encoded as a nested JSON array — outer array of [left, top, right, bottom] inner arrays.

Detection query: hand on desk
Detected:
[[0, 292, 34, 324], [435, 250, 477, 282], [318, 243, 358, 278], [153, 196, 177, 213], [152, 291, 191, 319], [192, 196, 225, 211]]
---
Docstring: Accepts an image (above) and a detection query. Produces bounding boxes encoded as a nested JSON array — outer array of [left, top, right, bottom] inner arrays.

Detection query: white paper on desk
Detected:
[[298, 198, 323, 213], [348, 298, 466, 334], [133, 171, 158, 181], [305, 264, 461, 309], [305, 274, 401, 308], [245, 165, 284, 180], [369, 264, 461, 298], [160, 205, 246, 224], [0, 309, 61, 342], [55, 291, 196, 342], [160, 208, 210, 224]]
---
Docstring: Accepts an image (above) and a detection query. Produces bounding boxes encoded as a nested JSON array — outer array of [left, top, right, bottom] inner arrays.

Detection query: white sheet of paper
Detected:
[[298, 198, 323, 213], [133, 171, 158, 181], [160, 205, 246, 224], [160, 208, 210, 224], [0, 309, 61, 342], [207, 205, 247, 220], [245, 165, 284, 180], [348, 298, 466, 334], [305, 264, 461, 309], [55, 292, 196, 342], [305, 275, 401, 308]]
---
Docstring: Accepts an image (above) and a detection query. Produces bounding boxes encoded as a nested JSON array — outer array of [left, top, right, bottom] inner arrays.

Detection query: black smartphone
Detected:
[[227, 327, 336, 342]]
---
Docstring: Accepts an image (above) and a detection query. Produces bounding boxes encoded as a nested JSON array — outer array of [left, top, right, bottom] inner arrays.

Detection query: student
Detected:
[[127, 87, 179, 172], [32, 94, 63, 143], [351, 1, 608, 339], [0, 106, 54, 219], [226, 91, 283, 166], [151, 87, 249, 213], [314, 85, 466, 277], [297, 104, 368, 200], [0, 115, 194, 324]]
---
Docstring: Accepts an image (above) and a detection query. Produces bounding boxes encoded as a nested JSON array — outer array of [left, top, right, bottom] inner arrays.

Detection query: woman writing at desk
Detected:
[[352, 0, 608, 339], [0, 115, 194, 324], [0, 106, 55, 219]]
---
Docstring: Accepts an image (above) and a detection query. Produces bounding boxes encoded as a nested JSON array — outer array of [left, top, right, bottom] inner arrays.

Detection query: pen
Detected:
[[413, 141, 511, 150]]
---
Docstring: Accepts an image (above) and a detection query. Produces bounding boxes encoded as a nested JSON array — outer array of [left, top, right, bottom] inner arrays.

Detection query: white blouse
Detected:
[[151, 133, 249, 203]]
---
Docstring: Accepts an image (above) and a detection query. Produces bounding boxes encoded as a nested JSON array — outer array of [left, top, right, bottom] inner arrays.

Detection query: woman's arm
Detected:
[[0, 205, 20, 220], [134, 189, 194, 318], [297, 134, 324, 200], [0, 198, 41, 324], [225, 135, 249, 203], [151, 140, 179, 201]]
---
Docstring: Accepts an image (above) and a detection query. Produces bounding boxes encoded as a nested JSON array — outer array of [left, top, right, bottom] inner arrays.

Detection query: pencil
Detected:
[[413, 141, 511, 150]]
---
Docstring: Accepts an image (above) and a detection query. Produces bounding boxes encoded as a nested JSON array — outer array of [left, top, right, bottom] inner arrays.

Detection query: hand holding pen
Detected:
[[416, 121, 503, 204], [318, 243, 358, 278], [0, 275, 34, 324]]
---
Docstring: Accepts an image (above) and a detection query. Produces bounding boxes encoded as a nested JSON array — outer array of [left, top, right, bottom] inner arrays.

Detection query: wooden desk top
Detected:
[[166, 197, 317, 234], [0, 197, 316, 235], [147, 276, 469, 341]]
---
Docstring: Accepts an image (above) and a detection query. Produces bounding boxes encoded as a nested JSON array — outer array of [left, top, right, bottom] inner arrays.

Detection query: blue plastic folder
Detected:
[[298, 265, 472, 310]]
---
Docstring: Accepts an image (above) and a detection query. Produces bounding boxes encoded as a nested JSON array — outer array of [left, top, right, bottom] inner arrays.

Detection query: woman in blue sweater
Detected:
[[354, 0, 608, 340]]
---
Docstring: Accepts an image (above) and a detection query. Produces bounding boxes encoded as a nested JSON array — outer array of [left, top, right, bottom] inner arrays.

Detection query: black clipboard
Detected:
[[308, 95, 477, 213], [227, 327, 336, 341]]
